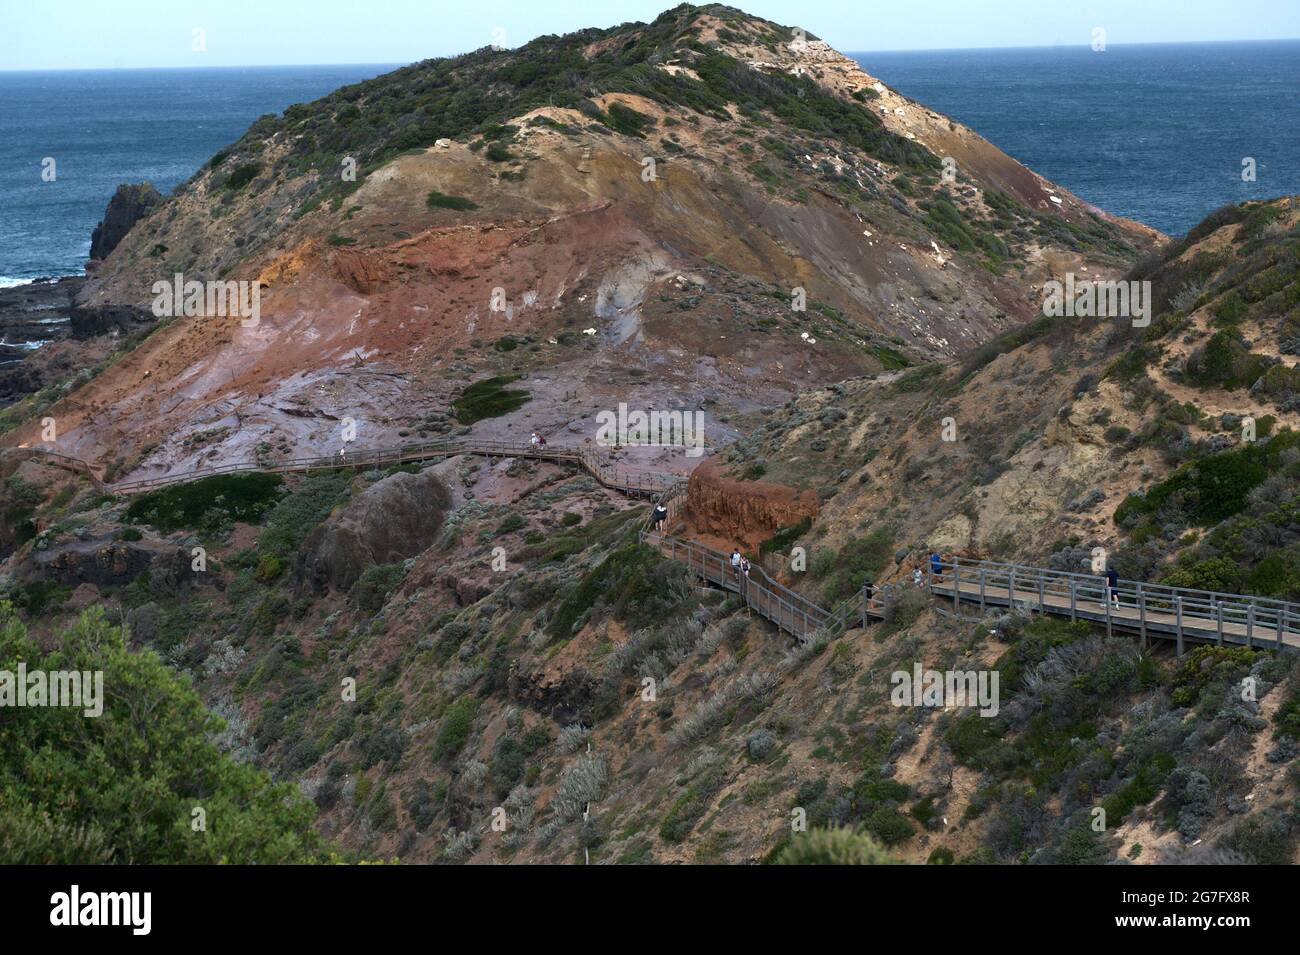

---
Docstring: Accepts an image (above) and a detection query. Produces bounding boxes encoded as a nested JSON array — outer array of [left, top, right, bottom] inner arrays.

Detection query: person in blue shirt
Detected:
[[930, 552, 943, 578]]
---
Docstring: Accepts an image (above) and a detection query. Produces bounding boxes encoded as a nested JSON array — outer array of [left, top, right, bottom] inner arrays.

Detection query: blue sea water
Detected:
[[854, 40, 1300, 236], [0, 43, 1297, 283], [0, 65, 393, 284]]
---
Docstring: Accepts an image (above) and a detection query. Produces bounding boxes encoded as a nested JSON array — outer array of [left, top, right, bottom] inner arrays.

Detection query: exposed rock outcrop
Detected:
[[89, 182, 162, 262], [684, 459, 818, 550], [298, 468, 452, 592], [23, 536, 162, 587]]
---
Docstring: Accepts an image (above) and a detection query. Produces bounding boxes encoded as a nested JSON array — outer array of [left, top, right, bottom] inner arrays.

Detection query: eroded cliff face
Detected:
[[684, 458, 817, 550], [88, 183, 162, 263]]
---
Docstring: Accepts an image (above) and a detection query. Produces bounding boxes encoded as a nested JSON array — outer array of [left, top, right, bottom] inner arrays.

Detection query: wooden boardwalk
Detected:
[[929, 559, 1299, 652], [12, 442, 1298, 653]]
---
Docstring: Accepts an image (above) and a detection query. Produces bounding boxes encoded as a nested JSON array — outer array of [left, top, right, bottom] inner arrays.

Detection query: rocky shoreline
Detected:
[[0, 276, 83, 404], [1, 182, 161, 407]]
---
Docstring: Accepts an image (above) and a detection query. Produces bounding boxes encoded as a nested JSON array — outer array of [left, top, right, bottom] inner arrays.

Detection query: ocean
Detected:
[[0, 41, 1297, 284], [0, 65, 394, 285], [855, 40, 1300, 235]]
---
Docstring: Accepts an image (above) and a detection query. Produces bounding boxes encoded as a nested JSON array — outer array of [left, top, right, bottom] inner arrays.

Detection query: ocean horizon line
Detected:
[[4, 36, 1299, 74]]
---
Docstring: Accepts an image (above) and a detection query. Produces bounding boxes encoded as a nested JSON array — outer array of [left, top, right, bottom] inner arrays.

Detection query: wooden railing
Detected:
[[12, 443, 1297, 654], [12, 438, 678, 498], [929, 558, 1300, 652]]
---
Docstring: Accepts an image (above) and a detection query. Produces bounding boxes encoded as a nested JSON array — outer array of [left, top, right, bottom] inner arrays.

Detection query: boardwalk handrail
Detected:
[[13, 438, 678, 498], [11, 443, 1296, 652], [931, 557, 1300, 650]]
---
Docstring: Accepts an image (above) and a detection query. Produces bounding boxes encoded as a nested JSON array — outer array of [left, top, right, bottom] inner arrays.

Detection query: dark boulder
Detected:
[[298, 469, 452, 593], [89, 182, 162, 262]]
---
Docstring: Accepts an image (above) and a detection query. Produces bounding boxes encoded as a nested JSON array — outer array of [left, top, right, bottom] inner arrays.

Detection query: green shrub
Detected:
[[820, 528, 893, 602], [776, 828, 899, 865], [351, 562, 406, 614], [255, 554, 285, 583], [451, 375, 531, 423], [759, 516, 811, 555], [1114, 430, 1300, 528], [426, 190, 478, 210], [605, 101, 655, 137], [496, 512, 526, 535], [224, 162, 262, 190], [123, 473, 283, 533], [860, 806, 915, 846], [1212, 290, 1247, 324], [432, 697, 479, 763], [259, 472, 351, 559]]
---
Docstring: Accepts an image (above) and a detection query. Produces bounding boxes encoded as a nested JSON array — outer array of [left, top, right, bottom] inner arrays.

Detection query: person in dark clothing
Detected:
[[652, 504, 668, 532], [1104, 567, 1120, 608]]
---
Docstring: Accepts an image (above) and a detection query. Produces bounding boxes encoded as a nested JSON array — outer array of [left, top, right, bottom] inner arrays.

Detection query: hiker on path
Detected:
[[912, 568, 924, 588], [1104, 567, 1120, 609], [740, 555, 751, 578], [864, 581, 875, 606], [530, 432, 540, 449], [929, 551, 944, 580], [652, 503, 668, 532], [731, 549, 742, 581]]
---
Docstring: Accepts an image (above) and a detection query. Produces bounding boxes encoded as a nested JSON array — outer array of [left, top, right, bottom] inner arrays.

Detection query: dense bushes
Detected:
[[776, 828, 898, 865], [814, 527, 893, 602], [451, 375, 531, 424], [548, 538, 688, 639], [1114, 430, 1300, 530], [351, 562, 407, 614], [0, 606, 322, 863], [426, 189, 478, 210], [124, 472, 284, 533]]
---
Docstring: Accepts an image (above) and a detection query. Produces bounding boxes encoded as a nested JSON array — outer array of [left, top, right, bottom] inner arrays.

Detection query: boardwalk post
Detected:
[[1175, 597, 1184, 656], [1009, 567, 1017, 611], [1139, 592, 1147, 649], [1037, 574, 1045, 609], [1105, 589, 1112, 637], [1246, 605, 1255, 649], [1216, 600, 1224, 646], [1069, 577, 1076, 620], [952, 563, 961, 611], [979, 569, 986, 611], [1279, 608, 1286, 650]]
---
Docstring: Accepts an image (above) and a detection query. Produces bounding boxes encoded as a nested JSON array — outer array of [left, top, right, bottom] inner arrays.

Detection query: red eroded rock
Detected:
[[683, 458, 818, 552]]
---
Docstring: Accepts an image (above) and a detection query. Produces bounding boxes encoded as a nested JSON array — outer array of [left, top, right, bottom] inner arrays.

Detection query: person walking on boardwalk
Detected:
[[731, 548, 742, 581], [651, 502, 668, 532], [1104, 566, 1120, 609], [929, 551, 944, 580], [530, 432, 540, 449]]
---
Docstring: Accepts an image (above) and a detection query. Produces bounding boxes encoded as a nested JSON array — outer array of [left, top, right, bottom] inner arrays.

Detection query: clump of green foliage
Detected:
[[1114, 430, 1300, 530], [0, 605, 323, 863], [814, 527, 893, 602], [426, 190, 478, 210], [224, 162, 262, 190], [123, 472, 284, 533], [451, 375, 531, 424]]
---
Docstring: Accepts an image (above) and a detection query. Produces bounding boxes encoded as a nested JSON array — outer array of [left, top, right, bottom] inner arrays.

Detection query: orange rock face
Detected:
[[683, 458, 817, 552]]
